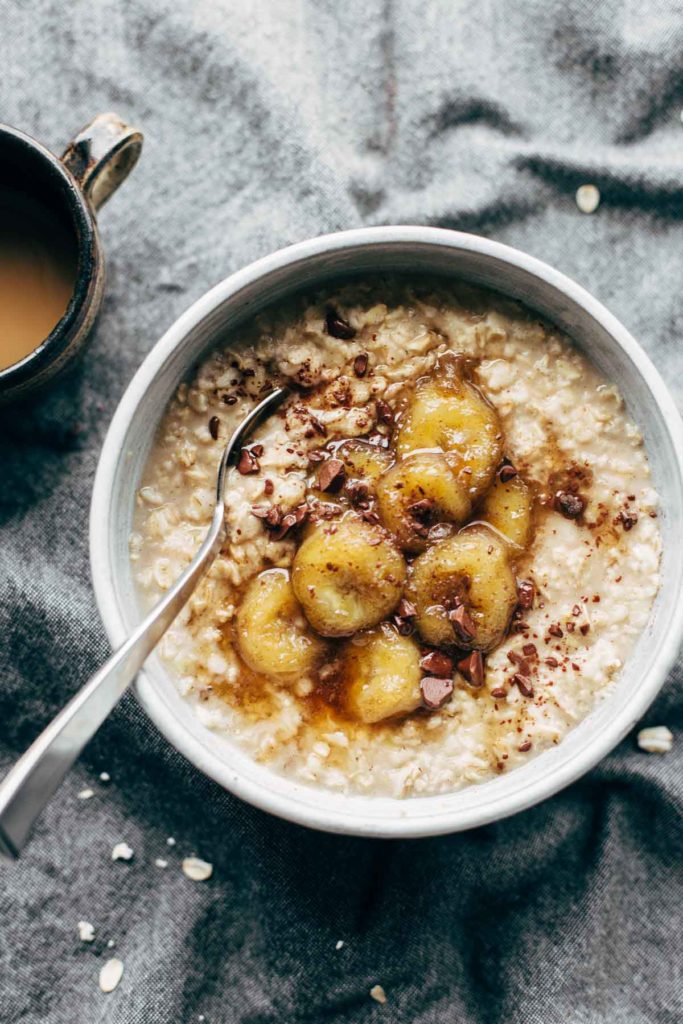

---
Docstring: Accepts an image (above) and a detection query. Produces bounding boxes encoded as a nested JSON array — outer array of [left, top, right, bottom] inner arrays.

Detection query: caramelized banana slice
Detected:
[[406, 526, 517, 651], [292, 517, 406, 637], [236, 569, 326, 678], [396, 370, 503, 499], [336, 439, 394, 487], [479, 472, 533, 549], [341, 624, 422, 724], [376, 453, 471, 553]]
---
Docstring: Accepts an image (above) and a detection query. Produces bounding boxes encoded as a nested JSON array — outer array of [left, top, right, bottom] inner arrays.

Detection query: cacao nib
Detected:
[[345, 480, 371, 506], [554, 490, 585, 520], [265, 506, 284, 528], [513, 674, 534, 698], [309, 416, 327, 437], [407, 498, 435, 523], [208, 415, 220, 440], [250, 505, 271, 520], [237, 448, 260, 474], [517, 579, 535, 609], [375, 400, 394, 426], [498, 460, 518, 483], [457, 650, 484, 688], [392, 614, 414, 636], [360, 508, 381, 525], [420, 651, 453, 677], [616, 510, 638, 531], [317, 458, 345, 492], [449, 605, 476, 643], [324, 308, 356, 340], [353, 353, 369, 377], [397, 598, 417, 619], [270, 512, 298, 541], [507, 650, 530, 675], [421, 675, 454, 710]]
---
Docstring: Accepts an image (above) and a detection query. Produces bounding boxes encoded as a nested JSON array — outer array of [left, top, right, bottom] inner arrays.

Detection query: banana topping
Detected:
[[479, 468, 533, 549], [292, 517, 407, 637], [376, 452, 471, 553], [396, 361, 503, 499], [237, 356, 533, 725], [406, 526, 518, 652], [340, 625, 423, 724], [236, 569, 327, 679]]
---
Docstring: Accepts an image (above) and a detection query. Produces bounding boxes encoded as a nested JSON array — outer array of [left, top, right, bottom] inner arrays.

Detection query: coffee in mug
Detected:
[[0, 114, 142, 403], [0, 189, 78, 371]]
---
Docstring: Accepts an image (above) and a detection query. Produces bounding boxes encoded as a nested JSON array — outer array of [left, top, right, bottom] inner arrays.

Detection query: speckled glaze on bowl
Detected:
[[90, 227, 683, 838]]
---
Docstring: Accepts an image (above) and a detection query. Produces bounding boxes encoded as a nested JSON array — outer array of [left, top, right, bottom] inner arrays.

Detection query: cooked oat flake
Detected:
[[111, 842, 134, 861], [576, 184, 600, 213], [182, 857, 213, 881], [637, 726, 673, 753], [78, 920, 95, 942], [99, 957, 124, 993], [370, 985, 387, 1004]]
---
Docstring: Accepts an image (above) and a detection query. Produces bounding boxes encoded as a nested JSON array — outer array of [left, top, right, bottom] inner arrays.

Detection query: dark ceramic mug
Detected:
[[0, 113, 142, 404]]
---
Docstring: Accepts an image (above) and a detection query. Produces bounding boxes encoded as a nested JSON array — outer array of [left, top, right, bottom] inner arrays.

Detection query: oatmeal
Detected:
[[132, 279, 661, 798]]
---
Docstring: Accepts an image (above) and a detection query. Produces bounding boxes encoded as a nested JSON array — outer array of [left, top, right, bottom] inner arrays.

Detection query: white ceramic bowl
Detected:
[[90, 226, 683, 838]]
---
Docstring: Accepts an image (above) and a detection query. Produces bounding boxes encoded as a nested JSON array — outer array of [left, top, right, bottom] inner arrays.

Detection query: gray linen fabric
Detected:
[[1, 1, 682, 1021]]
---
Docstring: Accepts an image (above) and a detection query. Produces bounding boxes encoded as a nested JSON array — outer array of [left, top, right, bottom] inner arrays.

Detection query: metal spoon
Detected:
[[0, 387, 289, 861]]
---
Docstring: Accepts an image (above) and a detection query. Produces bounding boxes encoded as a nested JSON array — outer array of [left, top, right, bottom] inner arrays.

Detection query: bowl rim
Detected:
[[90, 225, 683, 837]]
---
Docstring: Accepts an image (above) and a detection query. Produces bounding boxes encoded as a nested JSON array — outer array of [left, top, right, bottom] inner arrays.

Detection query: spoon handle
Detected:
[[0, 503, 225, 861], [0, 386, 290, 861]]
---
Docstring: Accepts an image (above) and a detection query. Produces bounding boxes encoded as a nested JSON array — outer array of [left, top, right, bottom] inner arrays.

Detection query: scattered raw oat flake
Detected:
[[107, 939, 116, 949], [78, 921, 95, 942], [166, 836, 176, 847], [111, 842, 134, 862], [99, 772, 111, 783], [335, 940, 344, 951], [99, 957, 124, 993], [370, 984, 387, 1004], [575, 184, 600, 213], [637, 726, 673, 753], [78, 788, 94, 800], [155, 858, 168, 869], [182, 857, 213, 881]]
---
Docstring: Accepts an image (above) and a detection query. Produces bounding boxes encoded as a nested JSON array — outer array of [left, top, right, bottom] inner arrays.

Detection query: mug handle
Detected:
[[61, 112, 143, 212]]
